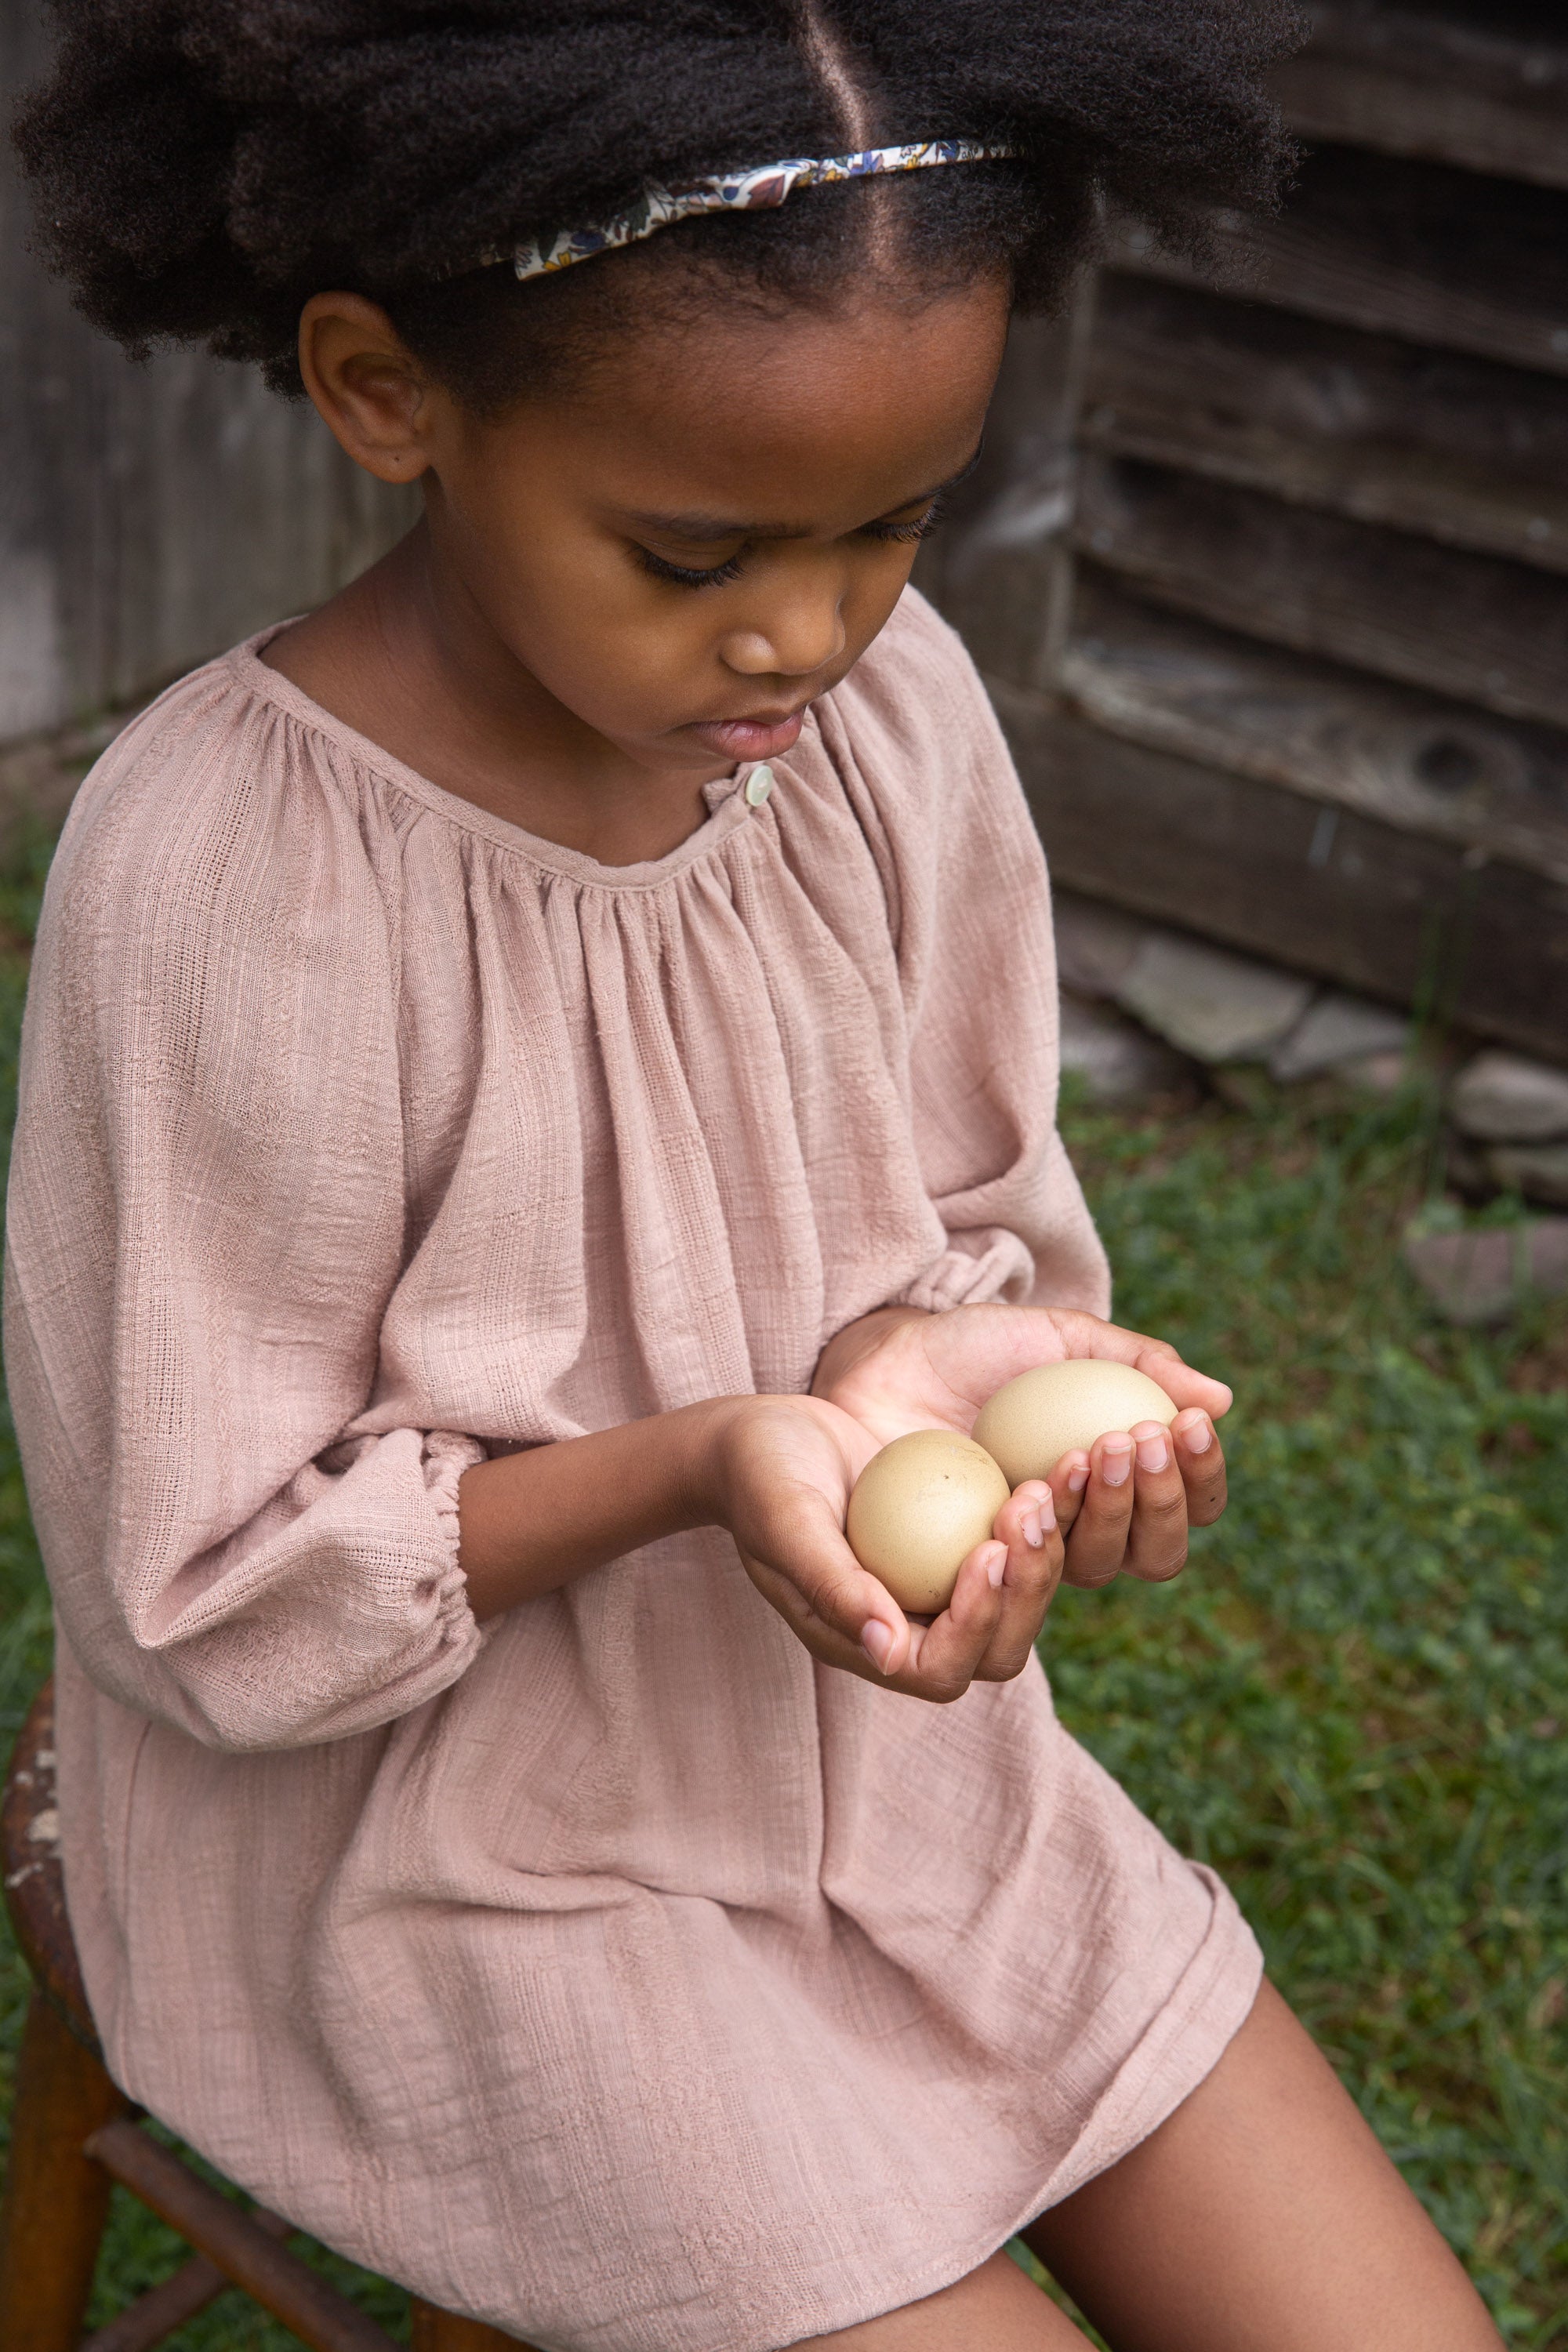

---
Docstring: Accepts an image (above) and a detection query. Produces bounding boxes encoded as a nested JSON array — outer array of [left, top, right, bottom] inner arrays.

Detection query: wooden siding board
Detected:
[[913, 307, 1087, 694], [0, 0, 415, 743], [1062, 574, 1568, 884], [994, 684, 1568, 1060], [1084, 275, 1568, 574], [914, 38, 1568, 1058], [1274, 4, 1568, 191], [1075, 456, 1568, 731], [1114, 144, 1568, 381]]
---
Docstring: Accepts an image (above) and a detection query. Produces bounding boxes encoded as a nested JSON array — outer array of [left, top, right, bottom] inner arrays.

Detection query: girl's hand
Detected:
[[709, 1394, 1065, 1700], [812, 1301, 1230, 1591]]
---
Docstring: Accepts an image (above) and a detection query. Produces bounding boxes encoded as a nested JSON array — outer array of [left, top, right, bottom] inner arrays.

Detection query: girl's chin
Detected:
[[683, 711, 805, 762]]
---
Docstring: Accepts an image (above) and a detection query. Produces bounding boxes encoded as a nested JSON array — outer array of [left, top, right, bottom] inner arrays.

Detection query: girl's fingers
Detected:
[[1059, 1430, 1138, 1587], [1141, 1353, 1232, 1422], [1049, 1450, 1091, 1536], [740, 1542, 912, 1679], [1058, 1412, 1225, 1588], [731, 1464, 916, 1676], [744, 1524, 1008, 1704], [1121, 1418, 1192, 1582], [1174, 1407, 1228, 1526], [1040, 1313, 1234, 1421], [972, 1480, 1065, 1680], [993, 1477, 1056, 1564], [899, 1539, 1009, 1700]]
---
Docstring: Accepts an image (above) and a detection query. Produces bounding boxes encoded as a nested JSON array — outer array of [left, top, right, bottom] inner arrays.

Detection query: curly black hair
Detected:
[[13, 0, 1305, 408]]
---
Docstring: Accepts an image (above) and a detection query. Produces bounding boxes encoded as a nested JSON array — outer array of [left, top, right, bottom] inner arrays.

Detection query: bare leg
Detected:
[[793, 2250, 1091, 2348], [1024, 1979, 1502, 2352]]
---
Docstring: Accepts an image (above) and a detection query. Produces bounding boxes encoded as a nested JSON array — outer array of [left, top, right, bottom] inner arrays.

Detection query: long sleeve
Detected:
[[820, 590, 1112, 1321], [3, 695, 484, 1752]]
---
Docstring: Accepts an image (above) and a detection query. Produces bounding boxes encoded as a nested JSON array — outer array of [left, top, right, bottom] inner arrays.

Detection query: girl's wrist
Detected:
[[671, 1395, 751, 1530]]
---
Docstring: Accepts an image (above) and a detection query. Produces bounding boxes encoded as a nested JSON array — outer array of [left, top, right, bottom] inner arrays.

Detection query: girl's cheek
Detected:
[[511, 591, 732, 736]]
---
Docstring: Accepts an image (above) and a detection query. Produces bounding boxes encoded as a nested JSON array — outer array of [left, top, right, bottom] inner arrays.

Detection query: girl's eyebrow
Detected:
[[622, 443, 984, 543]]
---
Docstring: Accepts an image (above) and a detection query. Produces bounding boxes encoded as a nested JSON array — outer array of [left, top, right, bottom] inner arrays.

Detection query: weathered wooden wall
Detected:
[[0, 0, 415, 746], [9, 0, 1568, 1071], [924, 0, 1568, 1065]]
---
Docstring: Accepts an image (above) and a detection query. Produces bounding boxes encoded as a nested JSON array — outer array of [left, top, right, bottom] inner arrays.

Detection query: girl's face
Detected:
[[302, 274, 1011, 776]]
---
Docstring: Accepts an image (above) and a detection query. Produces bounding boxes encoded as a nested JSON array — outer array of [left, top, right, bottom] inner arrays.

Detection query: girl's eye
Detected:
[[636, 546, 745, 590], [633, 492, 948, 587], [859, 498, 946, 547]]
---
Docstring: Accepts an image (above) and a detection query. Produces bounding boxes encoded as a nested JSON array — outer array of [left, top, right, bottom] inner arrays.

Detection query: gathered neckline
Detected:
[[227, 626, 801, 893]]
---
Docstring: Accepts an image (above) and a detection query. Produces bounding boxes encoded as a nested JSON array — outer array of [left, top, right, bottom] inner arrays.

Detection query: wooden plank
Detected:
[[1072, 572, 1568, 889], [85, 2120, 398, 2352], [0, 1994, 128, 2352], [1074, 456, 1568, 731], [1062, 573, 1568, 885], [410, 2304, 545, 2351], [2, 1680, 94, 2038], [80, 2212, 292, 2352], [914, 303, 1088, 694], [1112, 143, 1568, 381], [992, 685, 1568, 1060], [1084, 275, 1568, 575], [0, 0, 416, 743], [1272, 4, 1568, 191]]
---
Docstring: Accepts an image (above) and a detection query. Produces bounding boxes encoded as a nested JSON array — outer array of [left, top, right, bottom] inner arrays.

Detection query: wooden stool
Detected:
[[0, 1680, 538, 2351]]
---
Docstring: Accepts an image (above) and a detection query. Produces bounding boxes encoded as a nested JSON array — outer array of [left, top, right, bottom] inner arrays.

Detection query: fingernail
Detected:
[[1022, 1506, 1044, 1549], [1136, 1432, 1170, 1473], [985, 1542, 1007, 1590], [1181, 1416, 1213, 1455], [861, 1621, 895, 1674], [1101, 1436, 1133, 1489], [1065, 1457, 1090, 1494]]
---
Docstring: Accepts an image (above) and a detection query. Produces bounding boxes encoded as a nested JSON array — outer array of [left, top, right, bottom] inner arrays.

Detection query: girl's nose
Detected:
[[719, 590, 846, 681]]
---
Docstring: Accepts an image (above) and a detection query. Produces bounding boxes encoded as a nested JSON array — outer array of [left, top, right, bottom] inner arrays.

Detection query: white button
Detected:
[[743, 764, 775, 808]]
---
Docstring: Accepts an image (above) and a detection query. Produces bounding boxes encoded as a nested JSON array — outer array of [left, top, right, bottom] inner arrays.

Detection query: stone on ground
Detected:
[[1403, 1220, 1568, 1324], [1116, 934, 1314, 1064], [1052, 894, 1147, 1001], [1450, 1051, 1568, 1142], [1334, 1048, 1414, 1097], [1058, 991, 1194, 1105], [1488, 1143, 1568, 1210], [1269, 991, 1410, 1082]]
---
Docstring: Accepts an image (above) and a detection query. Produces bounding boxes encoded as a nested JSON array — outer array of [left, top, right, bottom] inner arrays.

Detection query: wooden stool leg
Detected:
[[0, 1991, 129, 2352], [410, 2296, 545, 2350]]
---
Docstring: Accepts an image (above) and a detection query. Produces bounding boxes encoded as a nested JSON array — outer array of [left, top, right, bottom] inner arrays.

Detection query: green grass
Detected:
[[1040, 1073, 1568, 2346], [0, 807, 1563, 2343]]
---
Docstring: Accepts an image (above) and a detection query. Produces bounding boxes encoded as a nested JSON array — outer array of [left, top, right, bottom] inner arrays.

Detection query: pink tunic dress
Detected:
[[5, 590, 1260, 2350]]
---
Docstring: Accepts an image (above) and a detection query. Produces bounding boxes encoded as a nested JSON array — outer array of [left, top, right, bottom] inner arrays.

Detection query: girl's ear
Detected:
[[297, 292, 436, 484]]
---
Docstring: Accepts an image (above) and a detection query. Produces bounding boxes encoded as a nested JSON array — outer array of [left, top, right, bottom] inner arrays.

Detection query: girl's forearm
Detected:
[[460, 1308, 927, 1623], [456, 1399, 739, 1621]]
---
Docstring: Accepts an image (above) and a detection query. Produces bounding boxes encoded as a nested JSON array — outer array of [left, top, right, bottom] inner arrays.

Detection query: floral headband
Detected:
[[477, 141, 1017, 281]]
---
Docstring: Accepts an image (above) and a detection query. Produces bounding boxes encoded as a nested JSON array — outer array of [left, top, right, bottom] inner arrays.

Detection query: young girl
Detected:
[[9, 4, 1503, 2346]]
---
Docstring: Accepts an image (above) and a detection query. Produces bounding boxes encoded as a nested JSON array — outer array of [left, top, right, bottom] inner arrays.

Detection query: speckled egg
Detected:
[[846, 1431, 1011, 1614], [971, 1360, 1178, 1487]]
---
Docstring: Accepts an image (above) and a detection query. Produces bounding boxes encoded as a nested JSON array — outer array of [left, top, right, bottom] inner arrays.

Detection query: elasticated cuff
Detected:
[[422, 1428, 495, 1655]]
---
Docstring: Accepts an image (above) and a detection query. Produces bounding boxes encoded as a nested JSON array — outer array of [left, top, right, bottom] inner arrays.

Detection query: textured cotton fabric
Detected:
[[5, 590, 1260, 2351]]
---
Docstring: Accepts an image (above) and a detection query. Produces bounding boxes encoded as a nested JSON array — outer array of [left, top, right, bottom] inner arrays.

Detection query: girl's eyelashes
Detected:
[[858, 493, 949, 546], [635, 546, 746, 590], [633, 496, 946, 590]]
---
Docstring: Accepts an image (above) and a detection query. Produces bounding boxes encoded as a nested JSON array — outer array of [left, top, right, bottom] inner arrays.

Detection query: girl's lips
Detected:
[[686, 710, 805, 761]]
